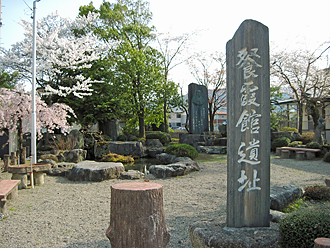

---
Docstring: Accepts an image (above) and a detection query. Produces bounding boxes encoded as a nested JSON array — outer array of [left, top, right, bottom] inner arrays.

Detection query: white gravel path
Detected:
[[1, 156, 329, 248]]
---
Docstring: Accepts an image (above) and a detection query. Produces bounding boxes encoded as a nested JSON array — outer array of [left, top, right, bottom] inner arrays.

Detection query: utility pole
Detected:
[[0, 0, 2, 48], [31, 0, 40, 165]]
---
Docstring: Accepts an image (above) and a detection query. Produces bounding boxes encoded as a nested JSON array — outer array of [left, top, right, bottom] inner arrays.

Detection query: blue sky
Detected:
[[1, 0, 330, 91]]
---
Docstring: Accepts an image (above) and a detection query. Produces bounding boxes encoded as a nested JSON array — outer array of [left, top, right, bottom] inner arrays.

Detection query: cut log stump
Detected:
[[106, 182, 170, 248], [314, 237, 330, 247]]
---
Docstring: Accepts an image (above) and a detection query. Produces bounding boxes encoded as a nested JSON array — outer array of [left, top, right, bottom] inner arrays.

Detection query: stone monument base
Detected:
[[189, 218, 280, 248]]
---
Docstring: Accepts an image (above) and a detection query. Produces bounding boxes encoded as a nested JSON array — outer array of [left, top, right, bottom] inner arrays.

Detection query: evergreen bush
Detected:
[[301, 132, 315, 144], [288, 141, 302, 147], [304, 185, 330, 201], [165, 143, 198, 159], [280, 127, 299, 133], [271, 137, 290, 151], [279, 207, 330, 248], [146, 132, 171, 145], [305, 142, 321, 149]]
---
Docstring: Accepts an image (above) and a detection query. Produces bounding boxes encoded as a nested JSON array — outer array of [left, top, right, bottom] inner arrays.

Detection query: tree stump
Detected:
[[315, 237, 330, 248], [106, 182, 170, 248]]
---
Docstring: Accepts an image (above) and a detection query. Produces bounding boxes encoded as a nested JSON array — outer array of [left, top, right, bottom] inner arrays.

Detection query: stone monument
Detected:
[[188, 83, 209, 134], [226, 19, 270, 227]]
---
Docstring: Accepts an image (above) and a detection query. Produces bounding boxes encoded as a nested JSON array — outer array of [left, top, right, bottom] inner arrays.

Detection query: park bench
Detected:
[[276, 147, 321, 160], [0, 180, 21, 214]]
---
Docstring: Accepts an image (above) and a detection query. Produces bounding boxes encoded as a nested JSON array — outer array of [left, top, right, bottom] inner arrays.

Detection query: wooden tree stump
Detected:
[[106, 182, 170, 248], [315, 238, 330, 248]]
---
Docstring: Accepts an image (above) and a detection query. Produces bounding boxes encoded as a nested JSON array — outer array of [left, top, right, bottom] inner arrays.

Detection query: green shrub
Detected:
[[271, 137, 290, 151], [117, 134, 127, 141], [280, 127, 299, 133], [324, 152, 330, 163], [304, 185, 330, 201], [288, 141, 303, 147], [279, 207, 330, 248], [146, 132, 171, 145], [101, 153, 134, 163], [282, 198, 305, 213], [305, 142, 321, 149], [301, 132, 315, 144], [165, 143, 198, 159]]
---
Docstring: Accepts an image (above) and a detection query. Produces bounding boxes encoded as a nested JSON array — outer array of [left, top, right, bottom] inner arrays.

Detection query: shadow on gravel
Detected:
[[270, 157, 330, 176]]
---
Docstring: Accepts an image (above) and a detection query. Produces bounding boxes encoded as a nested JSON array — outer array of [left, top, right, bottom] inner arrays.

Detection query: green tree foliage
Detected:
[[0, 69, 18, 89], [79, 0, 166, 137]]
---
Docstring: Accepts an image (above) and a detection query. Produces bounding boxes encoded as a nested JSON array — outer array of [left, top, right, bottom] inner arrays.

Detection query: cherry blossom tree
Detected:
[[0, 86, 75, 163], [0, 12, 115, 98]]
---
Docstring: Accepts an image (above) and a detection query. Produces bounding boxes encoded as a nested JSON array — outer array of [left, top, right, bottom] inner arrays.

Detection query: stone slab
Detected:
[[189, 218, 280, 248], [67, 161, 124, 182]]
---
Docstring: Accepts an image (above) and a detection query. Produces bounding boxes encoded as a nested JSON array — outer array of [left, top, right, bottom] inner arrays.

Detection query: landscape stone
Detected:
[[146, 139, 163, 148], [146, 147, 165, 158], [67, 161, 124, 182], [46, 167, 69, 177], [270, 185, 304, 211], [270, 210, 288, 223], [149, 165, 175, 179], [63, 149, 87, 163], [68, 129, 84, 149], [38, 159, 56, 166], [94, 141, 146, 159], [156, 153, 176, 164], [119, 170, 144, 180], [325, 178, 330, 187], [196, 146, 226, 154], [149, 158, 200, 178], [189, 218, 280, 248]]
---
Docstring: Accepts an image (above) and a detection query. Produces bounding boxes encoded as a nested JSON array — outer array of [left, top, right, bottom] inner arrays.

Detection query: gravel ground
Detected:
[[1, 156, 330, 248]]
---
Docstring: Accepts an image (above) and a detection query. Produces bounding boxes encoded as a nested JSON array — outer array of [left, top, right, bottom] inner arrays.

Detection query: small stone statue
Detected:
[[314, 117, 325, 145]]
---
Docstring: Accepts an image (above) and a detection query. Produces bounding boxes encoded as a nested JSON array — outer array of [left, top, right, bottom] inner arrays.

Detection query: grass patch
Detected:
[[195, 154, 227, 163]]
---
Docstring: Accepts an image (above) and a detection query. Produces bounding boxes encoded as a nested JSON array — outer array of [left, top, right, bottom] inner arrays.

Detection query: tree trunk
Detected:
[[164, 98, 169, 133], [106, 182, 170, 248], [17, 118, 26, 164], [298, 101, 303, 134], [139, 113, 145, 138]]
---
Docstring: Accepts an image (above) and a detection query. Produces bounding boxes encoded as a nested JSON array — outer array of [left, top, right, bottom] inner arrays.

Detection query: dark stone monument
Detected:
[[226, 19, 270, 227], [188, 83, 209, 134]]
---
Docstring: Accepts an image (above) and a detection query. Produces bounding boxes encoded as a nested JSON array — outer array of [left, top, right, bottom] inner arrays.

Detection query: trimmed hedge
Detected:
[[301, 132, 315, 144], [305, 142, 321, 149], [146, 132, 171, 146], [280, 206, 330, 248], [165, 143, 198, 159], [271, 137, 290, 151], [280, 127, 299, 133]]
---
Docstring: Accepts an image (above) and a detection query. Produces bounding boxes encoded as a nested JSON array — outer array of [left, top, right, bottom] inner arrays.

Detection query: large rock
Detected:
[[119, 170, 144, 180], [189, 218, 280, 248], [146, 147, 165, 158], [149, 158, 200, 178], [156, 153, 176, 164], [270, 185, 304, 211], [146, 139, 163, 148], [196, 146, 226, 154], [68, 129, 84, 149], [67, 161, 124, 182], [63, 149, 87, 163], [149, 165, 175, 179], [94, 141, 146, 159]]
